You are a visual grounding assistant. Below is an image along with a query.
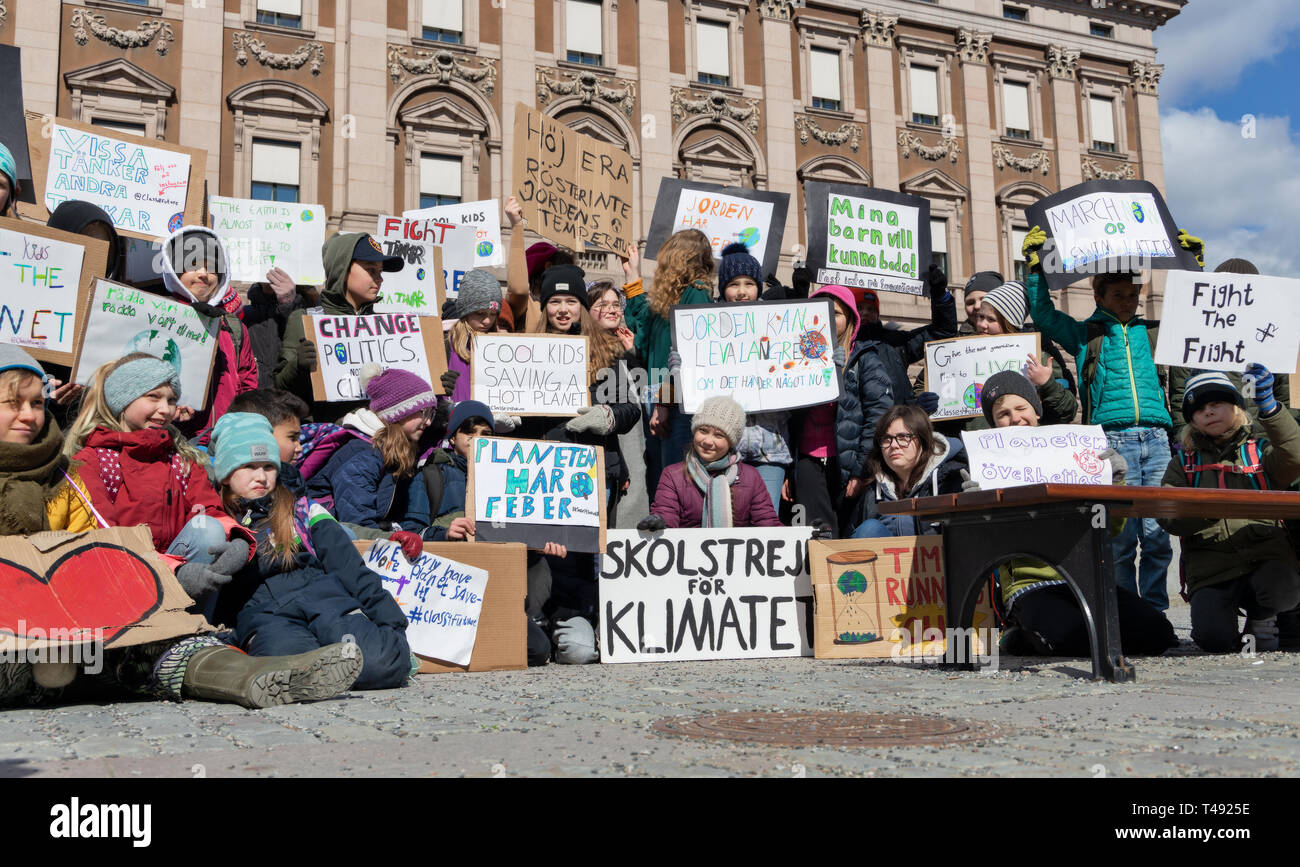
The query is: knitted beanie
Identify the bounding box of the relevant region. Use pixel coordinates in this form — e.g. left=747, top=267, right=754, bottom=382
left=963, top=271, right=1004, bottom=298
left=982, top=281, right=1029, bottom=330
left=104, top=357, right=183, bottom=416
left=539, top=264, right=589, bottom=309
left=455, top=269, right=503, bottom=319
left=981, top=370, right=1043, bottom=425
left=855, top=287, right=880, bottom=309
left=448, top=399, right=495, bottom=436
left=717, top=242, right=763, bottom=295
left=0, top=345, right=46, bottom=381
left=691, top=395, right=746, bottom=449
left=210, top=412, right=280, bottom=483
left=1183, top=371, right=1244, bottom=418
left=525, top=242, right=559, bottom=280
left=360, top=364, right=439, bottom=423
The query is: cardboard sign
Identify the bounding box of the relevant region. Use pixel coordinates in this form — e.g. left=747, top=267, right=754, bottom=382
left=644, top=178, right=789, bottom=276
left=123, top=238, right=164, bottom=286
left=306, top=312, right=448, bottom=402
left=962, top=424, right=1112, bottom=488
left=1153, top=270, right=1300, bottom=374
left=923, top=333, right=1042, bottom=421
left=401, top=198, right=504, bottom=292
left=809, top=538, right=995, bottom=659
left=0, top=47, right=35, bottom=204
left=471, top=333, right=590, bottom=416
left=671, top=298, right=840, bottom=413
left=373, top=215, right=447, bottom=315
left=0, top=218, right=108, bottom=366
left=804, top=181, right=931, bottom=295
left=599, top=528, right=814, bottom=663
left=209, top=196, right=326, bottom=285
left=466, top=437, right=606, bottom=554
left=73, top=278, right=220, bottom=407
left=512, top=103, right=633, bottom=254
left=1025, top=180, right=1200, bottom=291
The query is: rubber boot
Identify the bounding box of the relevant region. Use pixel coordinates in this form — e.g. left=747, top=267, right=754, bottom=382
left=182, top=643, right=363, bottom=708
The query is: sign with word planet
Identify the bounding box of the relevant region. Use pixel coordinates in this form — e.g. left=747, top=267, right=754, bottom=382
left=923, top=332, right=1042, bottom=421
left=0, top=219, right=103, bottom=364
left=643, top=178, right=789, bottom=277
left=471, top=333, right=590, bottom=416
left=962, top=424, right=1113, bottom=488
left=671, top=298, right=840, bottom=413
left=804, top=181, right=931, bottom=295
left=209, top=196, right=326, bottom=285
left=373, top=214, right=447, bottom=316
left=1153, top=270, right=1300, bottom=374
left=306, top=313, right=448, bottom=402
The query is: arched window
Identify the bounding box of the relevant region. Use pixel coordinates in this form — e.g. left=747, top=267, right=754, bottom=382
left=227, top=80, right=329, bottom=203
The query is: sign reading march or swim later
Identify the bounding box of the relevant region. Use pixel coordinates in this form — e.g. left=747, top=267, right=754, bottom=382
left=804, top=182, right=931, bottom=296
left=599, top=528, right=814, bottom=663
left=1153, top=270, right=1300, bottom=375
left=923, top=332, right=1041, bottom=421
left=306, top=313, right=449, bottom=402
left=643, top=178, right=789, bottom=277
left=962, top=424, right=1113, bottom=488
left=471, top=333, right=590, bottom=416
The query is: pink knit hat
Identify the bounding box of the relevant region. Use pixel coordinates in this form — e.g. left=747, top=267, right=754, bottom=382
left=358, top=364, right=439, bottom=423
left=525, top=241, right=559, bottom=280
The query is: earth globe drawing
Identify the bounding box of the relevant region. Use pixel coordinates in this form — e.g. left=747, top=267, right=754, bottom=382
left=738, top=227, right=761, bottom=248
left=963, top=381, right=982, bottom=410
left=477, top=241, right=494, bottom=258
left=569, top=468, right=595, bottom=499
left=837, top=570, right=867, bottom=596
left=799, top=329, right=830, bottom=361
left=416, top=268, right=426, bottom=281
left=125, top=330, right=183, bottom=380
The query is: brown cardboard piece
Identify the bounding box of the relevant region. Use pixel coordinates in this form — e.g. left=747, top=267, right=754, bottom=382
left=307, top=313, right=449, bottom=402
left=354, top=540, right=527, bottom=674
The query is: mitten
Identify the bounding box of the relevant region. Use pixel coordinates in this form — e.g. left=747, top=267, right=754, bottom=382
left=960, top=469, right=981, bottom=493
left=494, top=415, right=522, bottom=434
left=440, top=369, right=461, bottom=394
left=1177, top=229, right=1206, bottom=268
left=1022, top=225, right=1048, bottom=270
left=636, top=514, right=667, bottom=533
left=1098, top=448, right=1128, bottom=485
left=1245, top=363, right=1278, bottom=415
left=389, top=530, right=423, bottom=561
left=207, top=538, right=251, bottom=575
left=296, top=338, right=318, bottom=372
left=564, top=405, right=615, bottom=435
left=916, top=391, right=940, bottom=414
left=926, top=263, right=949, bottom=300
left=553, top=617, right=599, bottom=664
left=175, top=560, right=234, bottom=598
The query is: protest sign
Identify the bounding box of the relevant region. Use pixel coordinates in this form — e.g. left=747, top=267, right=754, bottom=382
left=512, top=103, right=633, bottom=254
left=0, top=48, right=35, bottom=204
left=373, top=214, right=447, bottom=315
left=0, top=218, right=108, bottom=366
left=123, top=238, right=164, bottom=286
left=962, top=424, right=1113, bottom=488
left=923, top=332, right=1042, bottom=420
left=598, top=527, right=814, bottom=663
left=74, top=278, right=219, bottom=406
left=671, top=298, right=840, bottom=413
left=467, top=437, right=606, bottom=554
left=306, top=312, right=448, bottom=402
left=361, top=540, right=489, bottom=667
left=644, top=178, right=789, bottom=276
left=402, top=199, right=504, bottom=294
left=1153, top=269, right=1300, bottom=374
left=471, top=333, right=590, bottom=416
left=809, top=538, right=996, bottom=659
left=804, top=181, right=930, bottom=295
left=209, top=196, right=326, bottom=285
left=1025, top=180, right=1200, bottom=292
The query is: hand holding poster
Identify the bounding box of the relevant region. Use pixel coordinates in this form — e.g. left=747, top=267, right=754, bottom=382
left=306, top=313, right=449, bottom=401
left=209, top=196, right=327, bottom=285
left=804, top=182, right=930, bottom=295
left=671, top=298, right=840, bottom=413
left=0, top=218, right=106, bottom=364
left=472, top=334, right=590, bottom=416
left=644, top=178, right=789, bottom=276
left=923, top=333, right=1041, bottom=420
left=962, top=424, right=1113, bottom=488
left=373, top=215, right=447, bottom=316
left=1153, top=270, right=1300, bottom=374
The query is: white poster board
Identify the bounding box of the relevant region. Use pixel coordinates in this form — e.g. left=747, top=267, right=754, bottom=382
left=924, top=333, right=1041, bottom=420
left=1041, top=191, right=1172, bottom=274
left=209, top=196, right=326, bottom=285
left=471, top=333, right=589, bottom=416
left=402, top=199, right=503, bottom=296
left=361, top=540, right=488, bottom=667
left=962, top=424, right=1113, bottom=488
left=599, top=527, right=814, bottom=663
left=671, top=189, right=774, bottom=257
left=373, top=215, right=446, bottom=316
left=0, top=225, right=85, bottom=355
left=307, top=313, right=445, bottom=402
left=1153, top=270, right=1300, bottom=374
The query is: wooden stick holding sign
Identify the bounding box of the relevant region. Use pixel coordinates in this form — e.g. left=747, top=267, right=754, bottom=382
left=306, top=312, right=449, bottom=402
left=923, top=332, right=1041, bottom=421
left=471, top=333, right=590, bottom=417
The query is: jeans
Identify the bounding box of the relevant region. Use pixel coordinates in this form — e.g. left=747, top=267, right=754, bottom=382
left=851, top=517, right=907, bottom=538
left=165, top=514, right=228, bottom=623
left=1106, top=427, right=1174, bottom=611
left=752, top=463, right=787, bottom=514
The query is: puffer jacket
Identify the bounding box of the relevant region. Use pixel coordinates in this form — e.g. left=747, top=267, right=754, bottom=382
left=858, top=289, right=959, bottom=366
left=306, top=409, right=419, bottom=531
left=1158, top=406, right=1300, bottom=595
left=404, top=448, right=469, bottom=541
left=836, top=340, right=915, bottom=484
left=515, top=371, right=641, bottom=486
left=651, top=459, right=782, bottom=528
left=848, top=435, right=968, bottom=535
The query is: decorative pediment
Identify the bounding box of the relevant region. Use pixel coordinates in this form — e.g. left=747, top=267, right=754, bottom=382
left=681, top=132, right=755, bottom=167
left=559, top=113, right=628, bottom=149
left=227, top=80, right=329, bottom=120
left=398, top=94, right=488, bottom=136
left=901, top=168, right=969, bottom=200
left=64, top=58, right=174, bottom=101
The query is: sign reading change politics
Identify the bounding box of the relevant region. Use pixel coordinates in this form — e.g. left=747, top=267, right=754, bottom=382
left=644, top=178, right=789, bottom=277
left=472, top=333, right=590, bottom=416
left=923, top=332, right=1042, bottom=421
left=804, top=182, right=931, bottom=295
left=962, top=424, right=1113, bottom=488
left=1153, top=270, right=1300, bottom=375
left=1025, top=179, right=1200, bottom=291
left=671, top=298, right=840, bottom=413
left=209, top=196, right=327, bottom=285
left=306, top=313, right=449, bottom=402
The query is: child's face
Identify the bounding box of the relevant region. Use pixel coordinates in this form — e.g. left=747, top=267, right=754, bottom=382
left=453, top=421, right=493, bottom=459
left=692, top=424, right=731, bottom=463
left=546, top=295, right=581, bottom=332
left=973, top=302, right=1006, bottom=335
left=463, top=309, right=498, bottom=333
left=346, top=261, right=384, bottom=307
left=227, top=462, right=279, bottom=500
left=964, top=290, right=987, bottom=325
left=399, top=409, right=432, bottom=444
left=1192, top=400, right=1237, bottom=440
left=122, top=386, right=179, bottom=431
left=724, top=276, right=760, bottom=303
left=83, top=222, right=114, bottom=244
left=992, top=394, right=1039, bottom=428
left=272, top=418, right=302, bottom=464
left=590, top=290, right=623, bottom=330
left=179, top=267, right=220, bottom=303
left=831, top=299, right=851, bottom=344
left=1096, top=281, right=1141, bottom=323
left=0, top=376, right=46, bottom=445
left=0, top=175, right=11, bottom=213
left=880, top=419, right=922, bottom=478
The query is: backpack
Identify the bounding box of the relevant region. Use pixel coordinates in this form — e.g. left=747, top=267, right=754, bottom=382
left=1078, top=319, right=1165, bottom=425
left=220, top=312, right=244, bottom=357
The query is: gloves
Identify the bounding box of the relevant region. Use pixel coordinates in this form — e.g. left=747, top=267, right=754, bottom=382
left=553, top=617, right=600, bottom=665
left=765, top=273, right=782, bottom=291
left=792, top=266, right=812, bottom=296
left=440, top=369, right=460, bottom=394
left=1245, top=362, right=1278, bottom=415
left=296, top=338, right=318, bottom=372
left=1098, top=448, right=1128, bottom=485
left=494, top=415, right=521, bottom=434
left=1021, top=225, right=1048, bottom=270
left=209, top=538, right=250, bottom=575
left=565, top=404, right=616, bottom=435
left=1177, top=229, right=1205, bottom=268
left=810, top=518, right=834, bottom=540
left=175, top=560, right=235, bottom=598
left=389, top=530, right=424, bottom=561
left=916, top=391, right=939, bottom=415
left=832, top=344, right=846, bottom=368
left=926, top=263, right=949, bottom=301
left=667, top=349, right=682, bottom=376
left=959, top=469, right=981, bottom=493
left=636, top=514, right=667, bottom=533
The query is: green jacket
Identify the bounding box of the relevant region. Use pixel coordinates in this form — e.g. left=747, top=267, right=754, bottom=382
left=1158, top=407, right=1300, bottom=595
left=625, top=278, right=713, bottom=402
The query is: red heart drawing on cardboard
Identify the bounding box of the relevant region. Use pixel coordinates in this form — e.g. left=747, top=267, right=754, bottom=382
left=0, top=544, right=164, bottom=644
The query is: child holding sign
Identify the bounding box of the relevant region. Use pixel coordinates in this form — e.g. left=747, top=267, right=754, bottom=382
left=440, top=269, right=503, bottom=404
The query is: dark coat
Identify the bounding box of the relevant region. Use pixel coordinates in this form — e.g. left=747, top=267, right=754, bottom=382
left=858, top=291, right=959, bottom=366
left=835, top=339, right=916, bottom=484
left=848, top=435, right=969, bottom=535
left=651, top=459, right=782, bottom=528
left=516, top=372, right=641, bottom=486
left=242, top=283, right=310, bottom=390
left=307, top=436, right=420, bottom=531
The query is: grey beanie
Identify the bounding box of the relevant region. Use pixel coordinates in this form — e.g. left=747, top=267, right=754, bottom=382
left=980, top=370, right=1042, bottom=425
left=455, top=269, right=503, bottom=319
left=104, top=357, right=182, bottom=416
left=0, top=345, right=47, bottom=381
left=691, top=395, right=746, bottom=449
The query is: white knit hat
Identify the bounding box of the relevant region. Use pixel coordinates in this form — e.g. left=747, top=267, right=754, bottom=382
left=691, top=396, right=746, bottom=448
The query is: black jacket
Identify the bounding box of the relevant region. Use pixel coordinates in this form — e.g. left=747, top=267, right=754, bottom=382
left=242, top=283, right=310, bottom=389
left=516, top=368, right=642, bottom=486
left=836, top=339, right=916, bottom=484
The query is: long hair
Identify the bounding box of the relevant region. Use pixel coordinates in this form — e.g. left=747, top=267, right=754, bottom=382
left=535, top=302, right=613, bottom=386
left=866, top=405, right=943, bottom=495
left=374, top=421, right=417, bottom=478
left=649, top=229, right=714, bottom=317
left=449, top=317, right=480, bottom=363
left=1179, top=403, right=1252, bottom=452
left=829, top=296, right=857, bottom=355
left=221, top=483, right=300, bottom=569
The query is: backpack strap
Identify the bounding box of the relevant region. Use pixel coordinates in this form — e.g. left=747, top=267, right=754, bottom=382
left=221, top=312, right=244, bottom=357
left=1079, top=320, right=1107, bottom=425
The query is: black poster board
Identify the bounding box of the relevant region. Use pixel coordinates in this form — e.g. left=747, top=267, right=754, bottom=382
left=803, top=181, right=931, bottom=296
left=0, top=46, right=35, bottom=204
left=644, top=177, right=789, bottom=277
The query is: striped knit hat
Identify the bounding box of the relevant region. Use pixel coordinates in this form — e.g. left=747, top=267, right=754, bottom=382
left=1183, top=371, right=1243, bottom=418
left=359, top=364, right=439, bottom=423
left=982, top=281, right=1029, bottom=330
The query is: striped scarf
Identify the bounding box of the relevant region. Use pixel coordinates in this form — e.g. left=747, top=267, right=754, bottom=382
left=685, top=451, right=740, bottom=528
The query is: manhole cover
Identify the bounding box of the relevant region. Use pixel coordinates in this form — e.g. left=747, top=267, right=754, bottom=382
left=650, top=711, right=1000, bottom=747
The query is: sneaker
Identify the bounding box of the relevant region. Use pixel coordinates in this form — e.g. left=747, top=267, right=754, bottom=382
left=1244, top=617, right=1280, bottom=653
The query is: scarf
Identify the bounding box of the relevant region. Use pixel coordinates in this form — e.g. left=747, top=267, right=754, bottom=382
left=685, top=450, right=740, bottom=529
left=0, top=419, right=69, bottom=535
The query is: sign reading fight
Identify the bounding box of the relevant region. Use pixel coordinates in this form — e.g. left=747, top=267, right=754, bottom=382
left=923, top=333, right=1042, bottom=421
left=512, top=103, right=633, bottom=254
left=962, top=424, right=1113, bottom=488
left=0, top=222, right=88, bottom=359
left=306, top=313, right=448, bottom=401
left=1153, top=270, right=1300, bottom=374
left=643, top=178, right=789, bottom=277
left=209, top=196, right=327, bottom=285
left=402, top=199, right=503, bottom=296
left=804, top=182, right=930, bottom=295
left=599, top=528, right=814, bottom=663
left=472, top=334, right=590, bottom=416
left=671, top=298, right=840, bottom=413
left=373, top=214, right=447, bottom=316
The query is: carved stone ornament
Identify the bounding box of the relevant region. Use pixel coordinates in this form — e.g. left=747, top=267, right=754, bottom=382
left=1046, top=44, right=1080, bottom=80
left=388, top=46, right=498, bottom=96
left=0, top=2, right=7, bottom=30
left=859, top=10, right=898, bottom=47
left=898, top=129, right=961, bottom=164
left=537, top=68, right=637, bottom=118
left=1081, top=157, right=1136, bottom=180
left=70, top=10, right=174, bottom=56
left=992, top=143, right=1051, bottom=175
left=758, top=0, right=796, bottom=21
left=794, top=115, right=861, bottom=152
left=670, top=87, right=760, bottom=135
left=233, top=33, right=326, bottom=76
left=956, top=27, right=992, bottom=64
left=1130, top=60, right=1163, bottom=95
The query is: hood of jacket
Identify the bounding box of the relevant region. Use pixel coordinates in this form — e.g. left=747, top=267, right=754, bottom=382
left=321, top=232, right=374, bottom=314
left=83, top=425, right=180, bottom=460
left=810, top=284, right=862, bottom=345
left=160, top=225, right=236, bottom=308
left=47, top=200, right=122, bottom=280
left=873, top=434, right=962, bottom=500
left=341, top=408, right=385, bottom=438
left=431, top=447, right=467, bottom=471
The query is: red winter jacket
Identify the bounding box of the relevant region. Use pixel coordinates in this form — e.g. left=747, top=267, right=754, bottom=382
left=651, top=460, right=782, bottom=529
left=177, top=291, right=259, bottom=444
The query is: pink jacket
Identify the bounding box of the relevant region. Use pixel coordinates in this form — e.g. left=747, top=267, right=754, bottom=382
left=651, top=461, right=782, bottom=528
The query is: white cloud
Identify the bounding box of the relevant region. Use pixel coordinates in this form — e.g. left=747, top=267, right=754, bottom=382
left=1161, top=107, right=1300, bottom=277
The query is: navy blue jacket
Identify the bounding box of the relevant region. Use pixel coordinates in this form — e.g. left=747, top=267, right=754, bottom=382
left=836, top=339, right=916, bottom=484
left=307, top=436, right=421, bottom=531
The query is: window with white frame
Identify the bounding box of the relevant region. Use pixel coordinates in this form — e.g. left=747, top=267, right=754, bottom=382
left=566, top=0, right=603, bottom=66
left=910, top=65, right=940, bottom=126
left=251, top=140, right=301, bottom=203
left=1002, top=81, right=1031, bottom=140
left=810, top=49, right=842, bottom=111
left=257, top=0, right=302, bottom=28
left=1089, top=96, right=1117, bottom=152
left=422, top=0, right=464, bottom=44
left=420, top=154, right=462, bottom=208
left=696, top=21, right=731, bottom=87
left=931, top=218, right=949, bottom=279
left=1012, top=227, right=1028, bottom=283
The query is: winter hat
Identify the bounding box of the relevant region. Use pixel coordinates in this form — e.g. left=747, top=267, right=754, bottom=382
left=691, top=395, right=746, bottom=449
left=855, top=287, right=880, bottom=310
left=0, top=142, right=17, bottom=192
left=455, top=269, right=503, bottom=319
left=540, top=264, right=589, bottom=309
left=964, top=271, right=1004, bottom=298
left=810, top=284, right=862, bottom=345
left=1215, top=258, right=1259, bottom=275
left=981, top=281, right=1029, bottom=331
left=1182, top=371, right=1244, bottom=419
left=0, top=345, right=47, bottom=382
left=161, top=226, right=235, bottom=307
left=104, top=357, right=183, bottom=416
left=210, top=412, right=280, bottom=483
left=448, top=399, right=495, bottom=437
left=359, top=364, right=439, bottom=423
left=47, top=201, right=122, bottom=280
left=717, top=242, right=762, bottom=295
left=526, top=241, right=559, bottom=280
left=981, top=370, right=1042, bottom=425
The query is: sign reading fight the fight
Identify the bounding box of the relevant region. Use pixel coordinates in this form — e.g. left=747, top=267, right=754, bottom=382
left=401, top=199, right=503, bottom=297
left=1154, top=270, right=1300, bottom=374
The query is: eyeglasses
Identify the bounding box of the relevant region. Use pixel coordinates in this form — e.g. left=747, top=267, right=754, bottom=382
left=591, top=301, right=625, bottom=312
left=879, top=433, right=917, bottom=448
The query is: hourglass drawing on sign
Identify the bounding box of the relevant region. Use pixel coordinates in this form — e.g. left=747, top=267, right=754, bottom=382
left=828, top=551, right=884, bottom=644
